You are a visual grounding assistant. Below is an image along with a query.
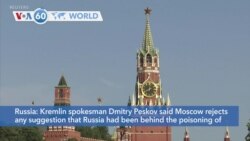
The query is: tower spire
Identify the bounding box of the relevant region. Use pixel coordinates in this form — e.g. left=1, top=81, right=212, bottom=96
left=58, top=75, right=67, bottom=87
left=141, top=7, right=156, bottom=55
left=166, top=93, right=171, bottom=106
left=224, top=127, right=230, bottom=141
left=131, top=93, right=136, bottom=106
left=127, top=96, right=132, bottom=106
left=184, top=127, right=190, bottom=141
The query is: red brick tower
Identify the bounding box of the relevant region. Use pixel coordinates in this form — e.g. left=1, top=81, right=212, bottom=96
left=43, top=75, right=81, bottom=141
left=184, top=127, right=190, bottom=141
left=224, top=127, right=230, bottom=141
left=116, top=7, right=172, bottom=141
left=54, top=75, right=71, bottom=106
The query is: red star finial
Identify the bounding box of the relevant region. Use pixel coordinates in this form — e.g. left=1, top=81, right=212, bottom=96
left=97, top=97, right=102, bottom=104
left=144, top=7, right=152, bottom=15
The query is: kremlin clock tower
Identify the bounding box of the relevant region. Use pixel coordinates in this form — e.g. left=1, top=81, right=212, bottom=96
left=116, top=8, right=172, bottom=141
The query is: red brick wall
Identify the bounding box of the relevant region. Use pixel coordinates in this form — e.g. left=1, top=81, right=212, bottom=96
left=44, top=130, right=81, bottom=141
left=117, top=126, right=171, bottom=141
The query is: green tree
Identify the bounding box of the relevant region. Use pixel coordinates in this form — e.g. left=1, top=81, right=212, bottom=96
left=75, top=127, right=93, bottom=138
left=0, top=127, right=19, bottom=141
left=246, top=120, right=250, bottom=141
left=67, top=138, right=77, bottom=141
left=20, top=127, right=43, bottom=141
left=0, top=127, right=43, bottom=141
left=76, top=126, right=111, bottom=141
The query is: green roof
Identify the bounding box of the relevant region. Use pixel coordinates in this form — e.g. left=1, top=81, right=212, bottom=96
left=140, top=10, right=157, bottom=56
left=58, top=75, right=67, bottom=87
left=127, top=96, right=131, bottom=106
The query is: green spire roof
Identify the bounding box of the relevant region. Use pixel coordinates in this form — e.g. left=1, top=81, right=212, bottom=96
left=58, top=75, right=67, bottom=87
left=140, top=7, right=156, bottom=56
left=127, top=96, right=131, bottom=106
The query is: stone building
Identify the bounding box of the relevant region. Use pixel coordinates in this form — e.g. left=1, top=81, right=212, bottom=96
left=43, top=76, right=104, bottom=141
left=115, top=7, right=232, bottom=141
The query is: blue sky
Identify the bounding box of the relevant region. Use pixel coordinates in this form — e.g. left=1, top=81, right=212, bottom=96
left=0, top=0, right=250, bottom=140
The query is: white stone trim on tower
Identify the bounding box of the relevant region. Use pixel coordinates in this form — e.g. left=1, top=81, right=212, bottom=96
left=225, top=127, right=230, bottom=138
left=166, top=93, right=171, bottom=106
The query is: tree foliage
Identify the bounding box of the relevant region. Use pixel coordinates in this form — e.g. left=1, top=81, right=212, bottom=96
left=76, top=126, right=112, bottom=141
left=67, top=138, right=78, bottom=141
left=246, top=120, right=250, bottom=141
left=0, top=127, right=43, bottom=141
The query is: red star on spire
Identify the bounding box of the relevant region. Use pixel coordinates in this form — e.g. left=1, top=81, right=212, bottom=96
left=144, top=7, right=152, bottom=15
left=97, top=97, right=102, bottom=104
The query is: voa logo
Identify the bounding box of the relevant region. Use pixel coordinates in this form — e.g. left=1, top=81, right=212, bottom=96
left=13, top=8, right=103, bottom=24
left=14, top=12, right=32, bottom=20
left=13, top=8, right=48, bottom=24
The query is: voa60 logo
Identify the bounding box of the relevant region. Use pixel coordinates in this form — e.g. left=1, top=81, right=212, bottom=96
left=33, top=8, right=48, bottom=24
left=13, top=8, right=48, bottom=24
left=13, top=8, right=103, bottom=25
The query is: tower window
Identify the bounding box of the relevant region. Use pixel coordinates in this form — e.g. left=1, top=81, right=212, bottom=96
left=140, top=54, right=144, bottom=67
left=154, top=58, right=157, bottom=65
left=146, top=54, right=152, bottom=64
left=59, top=89, right=64, bottom=98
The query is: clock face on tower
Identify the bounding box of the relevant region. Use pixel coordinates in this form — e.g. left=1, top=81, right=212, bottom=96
left=142, top=82, right=157, bottom=97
